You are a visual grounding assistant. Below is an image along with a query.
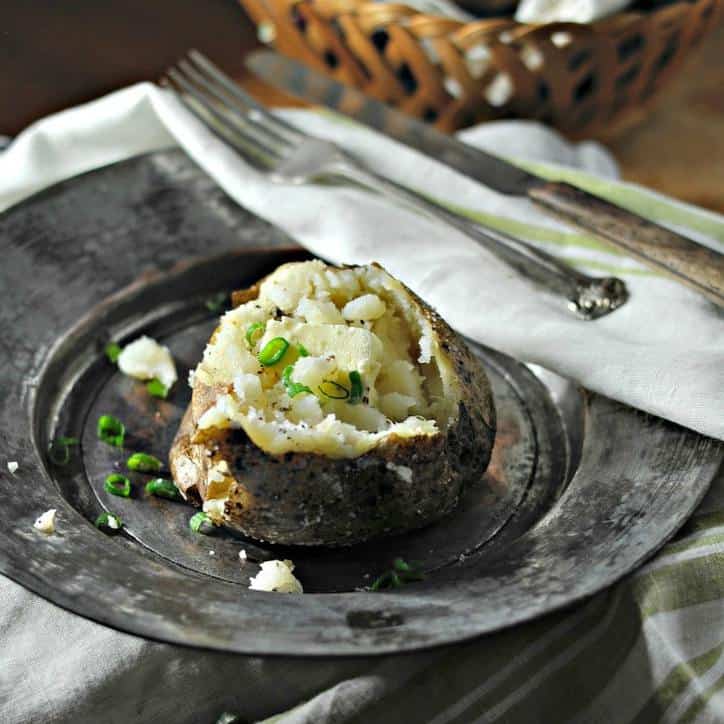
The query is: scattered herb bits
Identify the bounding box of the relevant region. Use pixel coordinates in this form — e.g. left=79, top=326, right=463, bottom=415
left=245, top=322, right=265, bottom=348
left=48, top=436, right=79, bottom=466
left=258, top=336, right=289, bottom=366
left=145, top=478, right=182, bottom=501
left=205, top=291, right=229, bottom=314
left=189, top=511, right=214, bottom=535
left=104, top=473, right=132, bottom=498
left=370, top=558, right=425, bottom=591
left=97, top=415, right=125, bottom=448
left=282, top=365, right=312, bottom=398
left=104, top=342, right=122, bottom=363
left=297, top=343, right=309, bottom=357
left=146, top=378, right=169, bottom=399
left=95, top=512, right=123, bottom=534
left=348, top=371, right=363, bottom=404
left=126, top=452, right=163, bottom=473
left=318, top=379, right=350, bottom=400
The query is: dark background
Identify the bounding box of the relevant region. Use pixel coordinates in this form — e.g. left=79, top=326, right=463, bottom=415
left=2, top=0, right=723, bottom=211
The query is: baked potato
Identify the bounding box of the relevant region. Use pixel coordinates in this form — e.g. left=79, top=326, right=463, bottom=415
left=170, top=260, right=495, bottom=546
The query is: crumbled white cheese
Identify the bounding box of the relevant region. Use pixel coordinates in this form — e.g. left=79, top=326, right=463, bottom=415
left=33, top=509, right=56, bottom=534
left=342, top=294, right=386, bottom=321
left=248, top=559, right=303, bottom=593
left=386, top=462, right=413, bottom=483
left=117, top=335, right=177, bottom=389
left=7, top=461, right=18, bottom=474
left=209, top=550, right=215, bottom=556
left=239, top=549, right=248, bottom=564
left=106, top=515, right=120, bottom=530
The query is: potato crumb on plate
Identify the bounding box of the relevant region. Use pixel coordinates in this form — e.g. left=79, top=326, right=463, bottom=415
left=248, top=559, right=303, bottom=593
left=117, top=335, right=177, bottom=389
left=34, top=509, right=56, bottom=534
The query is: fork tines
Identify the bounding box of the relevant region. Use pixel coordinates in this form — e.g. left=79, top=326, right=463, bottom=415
left=162, top=49, right=301, bottom=168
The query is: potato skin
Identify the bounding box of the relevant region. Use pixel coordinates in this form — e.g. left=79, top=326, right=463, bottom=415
left=170, top=270, right=495, bottom=546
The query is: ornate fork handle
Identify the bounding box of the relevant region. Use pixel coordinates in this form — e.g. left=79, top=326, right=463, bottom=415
left=325, top=155, right=628, bottom=320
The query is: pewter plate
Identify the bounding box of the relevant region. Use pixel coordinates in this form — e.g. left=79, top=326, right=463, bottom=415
left=0, top=150, right=721, bottom=656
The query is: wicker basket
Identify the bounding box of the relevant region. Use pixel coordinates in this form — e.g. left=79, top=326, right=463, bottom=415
left=239, top=0, right=722, bottom=137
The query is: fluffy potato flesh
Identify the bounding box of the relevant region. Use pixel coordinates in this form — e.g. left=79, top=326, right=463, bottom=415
left=171, top=261, right=496, bottom=546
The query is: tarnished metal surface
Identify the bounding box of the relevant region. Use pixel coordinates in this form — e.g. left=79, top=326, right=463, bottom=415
left=0, top=150, right=721, bottom=656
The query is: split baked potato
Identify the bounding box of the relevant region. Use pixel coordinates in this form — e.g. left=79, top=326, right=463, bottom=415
left=170, top=260, right=495, bottom=546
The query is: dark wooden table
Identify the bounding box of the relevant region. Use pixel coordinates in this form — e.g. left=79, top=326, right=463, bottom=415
left=3, top=1, right=723, bottom=212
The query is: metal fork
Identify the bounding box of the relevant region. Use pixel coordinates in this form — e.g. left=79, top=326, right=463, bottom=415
left=162, top=50, right=628, bottom=320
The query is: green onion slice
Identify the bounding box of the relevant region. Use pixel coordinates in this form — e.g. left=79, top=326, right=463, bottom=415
left=95, top=512, right=123, bottom=534
left=370, top=571, right=401, bottom=591
left=146, top=378, right=169, bottom=399
left=282, top=365, right=311, bottom=398
left=189, top=511, right=214, bottom=534
left=371, top=558, right=425, bottom=590
left=205, top=291, right=229, bottom=314
left=126, top=452, right=163, bottom=473
left=104, top=473, right=131, bottom=498
left=48, top=436, right=79, bottom=466
left=104, top=342, right=122, bottom=364
left=258, top=336, right=289, bottom=366
left=318, top=379, right=350, bottom=400
left=348, top=371, right=363, bottom=404
left=297, top=343, right=309, bottom=357
left=145, top=478, right=182, bottom=500
left=97, top=415, right=125, bottom=448
left=245, top=322, right=266, bottom=348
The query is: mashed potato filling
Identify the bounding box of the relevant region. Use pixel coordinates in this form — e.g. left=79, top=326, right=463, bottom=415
left=192, top=261, right=460, bottom=459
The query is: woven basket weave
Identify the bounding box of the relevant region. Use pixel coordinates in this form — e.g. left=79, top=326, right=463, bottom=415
left=239, top=0, right=721, bottom=137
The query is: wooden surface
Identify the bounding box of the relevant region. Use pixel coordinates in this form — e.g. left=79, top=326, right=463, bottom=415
left=2, top=1, right=723, bottom=212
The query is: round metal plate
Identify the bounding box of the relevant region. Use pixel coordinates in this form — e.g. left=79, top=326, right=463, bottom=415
left=0, top=150, right=721, bottom=656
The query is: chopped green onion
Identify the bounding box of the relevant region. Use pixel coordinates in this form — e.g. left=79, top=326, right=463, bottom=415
left=104, top=473, right=131, bottom=498
left=297, top=343, right=309, bottom=357
left=97, top=415, right=125, bottom=448
left=258, top=336, right=289, bottom=366
left=371, top=558, right=425, bottom=590
left=95, top=512, right=123, bottom=534
left=370, top=571, right=400, bottom=591
left=126, top=452, right=162, bottom=473
left=146, top=478, right=182, bottom=500
left=205, top=291, right=229, bottom=314
left=104, top=342, right=122, bottom=363
left=245, top=321, right=266, bottom=348
left=318, top=379, right=350, bottom=400
left=348, top=371, right=363, bottom=404
left=190, top=511, right=214, bottom=534
left=48, top=436, right=79, bottom=466
left=146, top=378, right=169, bottom=399
left=282, top=365, right=312, bottom=398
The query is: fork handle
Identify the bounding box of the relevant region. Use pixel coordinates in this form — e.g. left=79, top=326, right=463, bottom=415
left=332, top=162, right=628, bottom=320
left=528, top=181, right=724, bottom=307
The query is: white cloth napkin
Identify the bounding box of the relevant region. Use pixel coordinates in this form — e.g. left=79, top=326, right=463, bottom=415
left=514, top=0, right=631, bottom=24
left=1, top=83, right=722, bottom=440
